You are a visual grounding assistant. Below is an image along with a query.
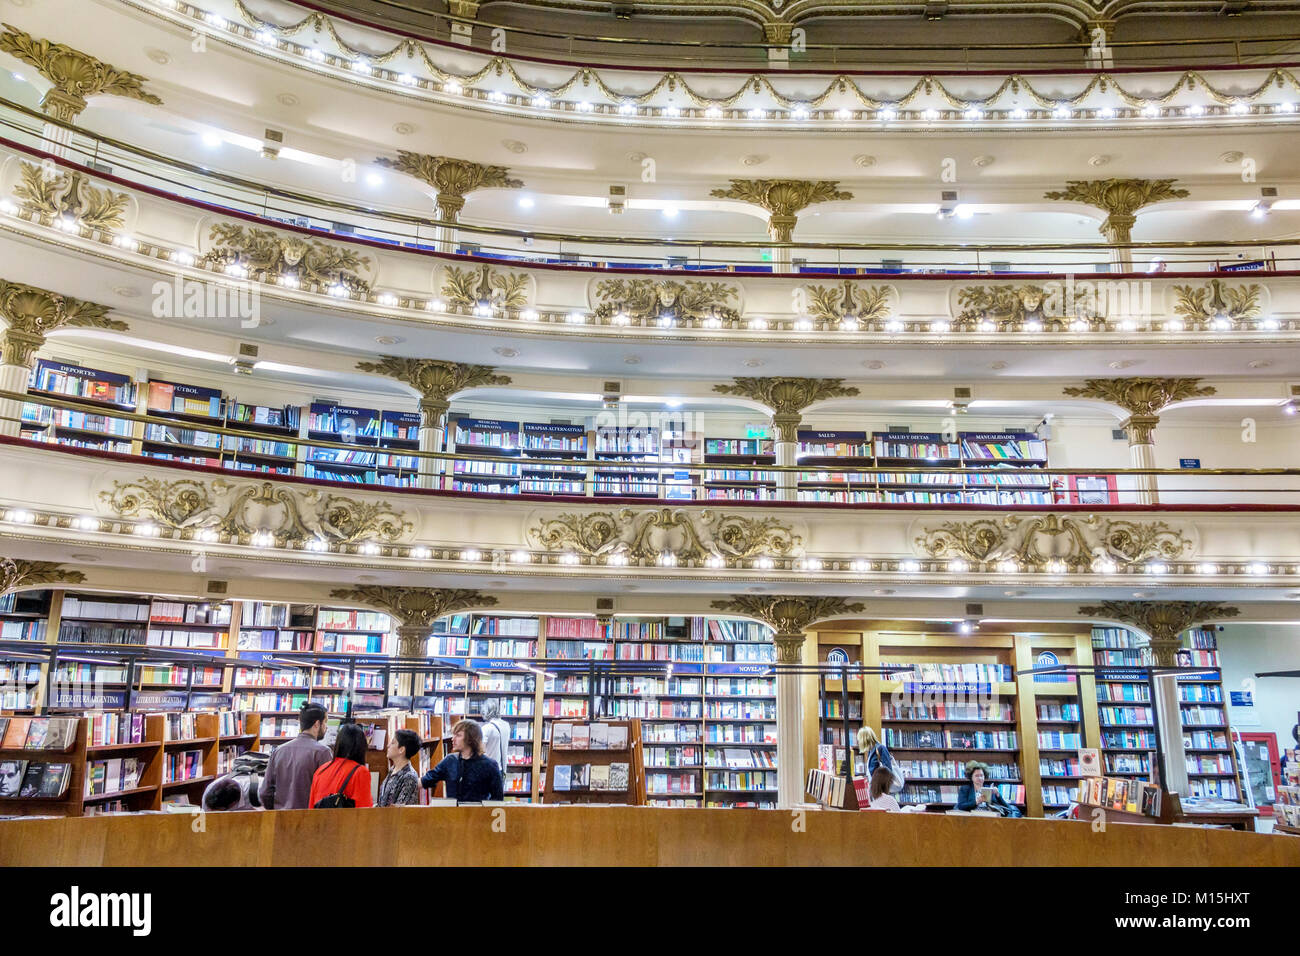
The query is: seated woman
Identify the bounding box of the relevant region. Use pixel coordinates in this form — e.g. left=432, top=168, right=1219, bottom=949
left=956, top=761, right=1020, bottom=816
left=867, top=765, right=901, bottom=811
left=421, top=719, right=504, bottom=803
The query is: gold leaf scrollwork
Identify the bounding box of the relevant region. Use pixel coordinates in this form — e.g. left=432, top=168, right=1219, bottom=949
left=915, top=514, right=1193, bottom=571
left=200, top=223, right=372, bottom=294
left=98, top=478, right=413, bottom=546
left=1172, top=278, right=1262, bottom=324
left=12, top=161, right=128, bottom=231
left=955, top=284, right=1099, bottom=330
left=527, top=508, right=801, bottom=563
left=592, top=278, right=740, bottom=325
left=0, top=557, right=86, bottom=595
left=804, top=281, right=893, bottom=324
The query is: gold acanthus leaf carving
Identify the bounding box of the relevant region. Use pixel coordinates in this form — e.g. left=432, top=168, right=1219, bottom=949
left=592, top=278, right=740, bottom=324
left=327, top=586, right=498, bottom=633
left=709, top=179, right=852, bottom=217
left=803, top=281, right=892, bottom=323
left=374, top=151, right=522, bottom=219
left=1076, top=601, right=1240, bottom=665
left=0, top=24, right=162, bottom=120
left=354, top=356, right=510, bottom=421
left=1043, top=178, right=1189, bottom=242
left=1061, top=378, right=1216, bottom=418
left=915, top=514, right=1193, bottom=570
left=709, top=596, right=865, bottom=645
left=97, top=478, right=413, bottom=545
left=0, top=278, right=124, bottom=368
left=527, top=508, right=801, bottom=562
left=199, top=223, right=372, bottom=293
left=1172, top=279, right=1262, bottom=323
left=12, top=161, right=128, bottom=231
left=441, top=264, right=530, bottom=310
left=0, top=557, right=86, bottom=595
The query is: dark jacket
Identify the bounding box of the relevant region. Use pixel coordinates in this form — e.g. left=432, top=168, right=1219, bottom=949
left=421, top=753, right=504, bottom=802
left=957, top=783, right=1015, bottom=814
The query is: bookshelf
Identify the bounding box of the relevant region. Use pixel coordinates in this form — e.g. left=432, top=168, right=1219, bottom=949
left=702, top=436, right=776, bottom=502
left=594, top=425, right=661, bottom=498
left=872, top=431, right=965, bottom=505
left=448, top=417, right=521, bottom=494
left=1091, top=626, right=1158, bottom=781
left=520, top=422, right=587, bottom=495
left=796, top=429, right=874, bottom=504
left=659, top=425, right=701, bottom=501
left=140, top=379, right=225, bottom=468
left=542, top=718, right=646, bottom=805
left=1177, top=628, right=1244, bottom=801
left=0, top=589, right=51, bottom=642
left=223, top=400, right=300, bottom=476
left=1276, top=748, right=1300, bottom=835
left=56, top=593, right=235, bottom=652
left=21, top=360, right=136, bottom=455
left=959, top=431, right=1052, bottom=505
left=304, top=403, right=381, bottom=484
left=377, top=410, right=421, bottom=488
left=1017, top=633, right=1098, bottom=817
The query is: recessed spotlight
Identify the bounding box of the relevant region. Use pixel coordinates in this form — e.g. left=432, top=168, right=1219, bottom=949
left=899, top=559, right=921, bottom=573
left=850, top=558, right=871, bottom=572
left=518, top=196, right=535, bottom=209
left=201, top=131, right=222, bottom=148
left=462, top=549, right=482, bottom=561
left=754, top=556, right=775, bottom=570
left=1146, top=562, right=1169, bottom=574
left=662, top=207, right=679, bottom=219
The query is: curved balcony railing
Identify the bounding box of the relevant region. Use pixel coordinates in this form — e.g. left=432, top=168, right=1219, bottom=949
left=7, top=390, right=1300, bottom=508
left=211, top=0, right=1300, bottom=70
left=3, top=99, right=1297, bottom=275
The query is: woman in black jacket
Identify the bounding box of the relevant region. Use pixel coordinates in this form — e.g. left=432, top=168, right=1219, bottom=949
left=422, top=719, right=505, bottom=802
left=956, top=760, right=1019, bottom=816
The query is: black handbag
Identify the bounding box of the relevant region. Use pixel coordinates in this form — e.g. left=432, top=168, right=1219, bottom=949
left=313, top=760, right=363, bottom=809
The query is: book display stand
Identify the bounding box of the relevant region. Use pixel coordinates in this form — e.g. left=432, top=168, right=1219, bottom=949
left=543, top=718, right=646, bottom=805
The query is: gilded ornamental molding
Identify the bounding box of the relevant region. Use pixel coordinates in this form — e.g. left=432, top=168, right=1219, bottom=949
left=710, top=596, right=865, bottom=661
left=526, top=508, right=802, bottom=563
left=199, top=223, right=373, bottom=294
left=441, top=265, right=530, bottom=312
left=915, top=514, right=1193, bottom=571
left=1077, top=601, right=1240, bottom=665
left=354, top=357, right=510, bottom=423
left=710, top=180, right=852, bottom=243
left=592, top=278, right=740, bottom=325
left=1172, top=279, right=1263, bottom=324
left=713, top=377, right=860, bottom=441
left=803, top=281, right=892, bottom=325
left=0, top=24, right=163, bottom=121
left=97, top=478, right=413, bottom=546
left=375, top=151, right=522, bottom=221
left=326, top=586, right=499, bottom=655
left=0, top=278, right=124, bottom=369
left=12, top=161, right=128, bottom=231
left=0, top=557, right=86, bottom=595
left=1062, top=377, right=1216, bottom=444
left=955, top=284, right=1101, bottom=330
left=1043, top=179, right=1190, bottom=246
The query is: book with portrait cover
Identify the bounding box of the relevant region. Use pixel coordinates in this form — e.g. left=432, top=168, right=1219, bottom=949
left=609, top=762, right=629, bottom=791
left=552, top=723, right=573, bottom=750
left=23, top=719, right=49, bottom=750
left=0, top=758, right=28, bottom=798
left=569, top=763, right=589, bottom=789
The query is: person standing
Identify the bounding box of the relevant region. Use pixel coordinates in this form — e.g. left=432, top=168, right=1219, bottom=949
left=378, top=728, right=421, bottom=807
left=857, top=726, right=898, bottom=780
left=309, top=722, right=374, bottom=808
left=479, top=699, right=510, bottom=784
left=421, top=719, right=504, bottom=802
left=259, top=702, right=331, bottom=810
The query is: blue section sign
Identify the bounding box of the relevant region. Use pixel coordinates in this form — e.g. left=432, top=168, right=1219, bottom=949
left=1179, top=458, right=1202, bottom=469
left=903, top=681, right=992, bottom=695
left=49, top=688, right=127, bottom=710
left=1230, top=690, right=1254, bottom=707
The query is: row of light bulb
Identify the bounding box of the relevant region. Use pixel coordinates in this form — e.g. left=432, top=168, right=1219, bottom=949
left=176, top=3, right=1300, bottom=126
left=18, top=177, right=1289, bottom=338
left=175, top=2, right=1300, bottom=127
left=4, top=509, right=1289, bottom=578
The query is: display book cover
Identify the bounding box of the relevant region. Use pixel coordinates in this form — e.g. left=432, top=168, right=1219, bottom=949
left=0, top=717, right=78, bottom=751
left=548, top=722, right=629, bottom=751
left=4, top=761, right=73, bottom=799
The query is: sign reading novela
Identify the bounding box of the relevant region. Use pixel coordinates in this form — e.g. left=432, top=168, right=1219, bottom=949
left=49, top=886, right=151, bottom=936
left=151, top=276, right=261, bottom=328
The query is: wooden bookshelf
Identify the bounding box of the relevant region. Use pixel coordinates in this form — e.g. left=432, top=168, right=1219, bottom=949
left=542, top=718, right=646, bottom=805
left=702, top=436, right=776, bottom=502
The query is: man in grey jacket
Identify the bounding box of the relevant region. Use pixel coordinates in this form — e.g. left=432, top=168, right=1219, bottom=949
left=258, top=702, right=331, bottom=809
left=478, top=699, right=510, bottom=785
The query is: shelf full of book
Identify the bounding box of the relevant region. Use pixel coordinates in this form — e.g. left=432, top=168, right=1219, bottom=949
left=21, top=360, right=137, bottom=455
left=1177, top=629, right=1244, bottom=800
left=449, top=418, right=522, bottom=495
left=0, top=589, right=51, bottom=643
left=702, top=436, right=775, bottom=502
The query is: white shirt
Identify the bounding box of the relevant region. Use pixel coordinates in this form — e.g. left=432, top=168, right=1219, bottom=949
left=869, top=793, right=901, bottom=811
left=481, top=717, right=509, bottom=775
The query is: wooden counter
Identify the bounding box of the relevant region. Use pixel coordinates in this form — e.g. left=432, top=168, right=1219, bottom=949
left=4, top=806, right=1299, bottom=866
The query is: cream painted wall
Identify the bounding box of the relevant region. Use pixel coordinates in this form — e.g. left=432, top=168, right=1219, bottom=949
left=1217, top=623, right=1300, bottom=754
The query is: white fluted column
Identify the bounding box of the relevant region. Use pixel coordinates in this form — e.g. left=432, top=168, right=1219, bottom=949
left=1148, top=638, right=1190, bottom=795
left=1125, top=414, right=1160, bottom=505
left=774, top=413, right=799, bottom=503
left=774, top=630, right=806, bottom=807
left=418, top=399, right=448, bottom=491
left=0, top=330, right=39, bottom=439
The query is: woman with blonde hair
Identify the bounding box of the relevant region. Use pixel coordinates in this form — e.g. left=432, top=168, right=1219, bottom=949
left=857, top=726, right=902, bottom=792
